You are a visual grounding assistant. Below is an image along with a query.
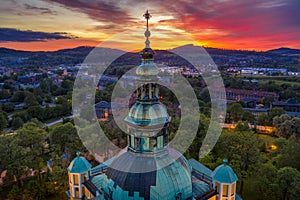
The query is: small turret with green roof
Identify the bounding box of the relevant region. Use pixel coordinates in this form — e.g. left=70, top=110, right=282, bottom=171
left=68, top=151, right=92, bottom=173
left=67, top=151, right=92, bottom=200
left=212, top=159, right=238, bottom=200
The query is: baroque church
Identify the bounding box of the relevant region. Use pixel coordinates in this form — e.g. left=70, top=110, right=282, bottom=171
left=66, top=11, right=242, bottom=200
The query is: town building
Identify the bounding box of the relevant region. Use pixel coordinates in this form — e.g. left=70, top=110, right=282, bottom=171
left=95, top=101, right=114, bottom=121
left=242, top=107, right=270, bottom=119
left=227, top=88, right=279, bottom=101
left=272, top=98, right=300, bottom=117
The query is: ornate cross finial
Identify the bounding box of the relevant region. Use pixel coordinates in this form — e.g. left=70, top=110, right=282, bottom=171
left=143, top=10, right=152, bottom=48
left=143, top=10, right=152, bottom=29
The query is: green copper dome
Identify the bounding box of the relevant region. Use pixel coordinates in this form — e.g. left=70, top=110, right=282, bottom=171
left=212, top=159, right=238, bottom=184
left=104, top=148, right=193, bottom=200
left=125, top=102, right=169, bottom=125
left=67, top=152, right=92, bottom=173
left=136, top=60, right=159, bottom=76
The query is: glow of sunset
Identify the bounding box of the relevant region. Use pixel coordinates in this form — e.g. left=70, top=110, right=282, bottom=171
left=0, top=0, right=300, bottom=51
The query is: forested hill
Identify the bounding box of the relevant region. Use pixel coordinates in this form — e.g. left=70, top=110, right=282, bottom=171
left=267, top=47, right=300, bottom=56
left=0, top=45, right=299, bottom=69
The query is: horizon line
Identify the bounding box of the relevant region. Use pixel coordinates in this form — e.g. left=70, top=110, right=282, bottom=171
left=0, top=44, right=297, bottom=53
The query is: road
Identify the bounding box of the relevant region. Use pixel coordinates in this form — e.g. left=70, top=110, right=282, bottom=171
left=45, top=115, right=74, bottom=127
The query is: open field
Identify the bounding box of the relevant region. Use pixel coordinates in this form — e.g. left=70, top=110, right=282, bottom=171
left=234, top=75, right=300, bottom=86
left=257, top=78, right=300, bottom=86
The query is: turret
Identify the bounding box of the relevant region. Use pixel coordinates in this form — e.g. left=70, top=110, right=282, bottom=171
left=67, top=152, right=92, bottom=200
left=212, top=159, right=238, bottom=200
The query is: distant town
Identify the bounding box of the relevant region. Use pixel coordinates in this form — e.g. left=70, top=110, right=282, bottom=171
left=1, top=45, right=300, bottom=200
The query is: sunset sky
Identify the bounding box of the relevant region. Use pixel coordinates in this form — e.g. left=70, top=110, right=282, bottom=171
left=0, top=0, right=299, bottom=51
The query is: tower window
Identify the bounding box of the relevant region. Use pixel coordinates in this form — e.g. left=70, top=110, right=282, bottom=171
left=75, top=187, right=79, bottom=197
left=141, top=137, right=149, bottom=151
left=222, top=184, right=229, bottom=197
left=231, top=183, right=235, bottom=196
left=149, top=137, right=157, bottom=150
left=73, top=174, right=79, bottom=185
left=81, top=173, right=86, bottom=182
left=135, top=138, right=141, bottom=150
left=157, top=136, right=163, bottom=149
left=130, top=135, right=135, bottom=148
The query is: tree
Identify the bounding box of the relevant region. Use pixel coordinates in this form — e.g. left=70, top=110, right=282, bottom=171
left=277, top=167, right=300, bottom=200
left=39, top=79, right=49, bottom=93
left=12, top=117, right=24, bottom=130
left=24, top=93, right=39, bottom=108
left=253, top=162, right=280, bottom=200
left=276, top=135, right=300, bottom=171
left=44, top=94, right=52, bottom=103
left=1, top=102, right=15, bottom=112
left=23, top=180, right=45, bottom=200
left=274, top=116, right=300, bottom=138
left=227, top=103, right=243, bottom=122
left=50, top=122, right=84, bottom=155
left=273, top=114, right=291, bottom=128
left=198, top=88, right=211, bottom=103
left=268, top=107, right=285, bottom=125
left=13, top=111, right=31, bottom=123
left=11, top=91, right=27, bottom=102
left=263, top=96, right=274, bottom=108
left=213, top=130, right=261, bottom=195
left=7, top=185, right=22, bottom=200
left=26, top=106, right=45, bottom=121
left=45, top=165, right=68, bottom=196
left=258, top=113, right=268, bottom=126
left=0, top=110, right=8, bottom=132
left=0, top=135, right=31, bottom=187
left=61, top=79, right=73, bottom=90
left=235, top=121, right=250, bottom=132
left=0, top=89, right=11, bottom=99
left=242, top=111, right=255, bottom=123
left=16, top=121, right=47, bottom=185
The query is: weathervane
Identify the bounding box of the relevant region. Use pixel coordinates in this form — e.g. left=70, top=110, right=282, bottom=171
left=143, top=10, right=152, bottom=48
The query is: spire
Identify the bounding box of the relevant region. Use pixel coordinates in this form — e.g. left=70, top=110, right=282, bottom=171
left=140, top=10, right=154, bottom=60
left=143, top=10, right=152, bottom=48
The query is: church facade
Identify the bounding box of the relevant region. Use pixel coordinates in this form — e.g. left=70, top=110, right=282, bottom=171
left=66, top=11, right=242, bottom=200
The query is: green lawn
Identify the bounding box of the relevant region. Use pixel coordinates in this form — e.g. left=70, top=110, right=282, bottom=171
left=234, top=75, right=300, bottom=86
left=258, top=134, right=275, bottom=145
left=257, top=78, right=300, bottom=86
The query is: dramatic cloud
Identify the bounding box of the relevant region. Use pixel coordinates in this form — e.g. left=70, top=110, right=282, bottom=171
left=24, top=3, right=56, bottom=15
left=0, top=28, right=73, bottom=42
left=45, top=0, right=135, bottom=25
left=1, top=0, right=300, bottom=50
left=39, top=0, right=300, bottom=49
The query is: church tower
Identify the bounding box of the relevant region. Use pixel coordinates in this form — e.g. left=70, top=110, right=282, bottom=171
left=125, top=10, right=170, bottom=154
left=104, top=10, right=193, bottom=200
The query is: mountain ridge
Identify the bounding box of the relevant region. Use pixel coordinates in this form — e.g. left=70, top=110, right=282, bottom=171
left=1, top=44, right=299, bottom=54
left=0, top=45, right=299, bottom=68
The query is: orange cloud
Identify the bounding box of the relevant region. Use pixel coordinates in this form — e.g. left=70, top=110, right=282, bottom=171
left=0, top=39, right=99, bottom=51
